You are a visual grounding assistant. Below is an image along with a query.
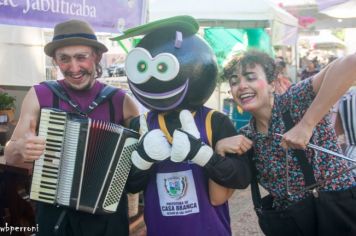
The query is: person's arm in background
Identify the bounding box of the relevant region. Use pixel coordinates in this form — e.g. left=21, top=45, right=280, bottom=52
left=334, top=112, right=345, bottom=136
left=122, top=94, right=140, bottom=128
left=126, top=164, right=154, bottom=194
left=330, top=99, right=344, bottom=137
left=120, top=92, right=145, bottom=193
left=281, top=54, right=356, bottom=149
left=4, top=87, right=46, bottom=165
left=334, top=111, right=347, bottom=153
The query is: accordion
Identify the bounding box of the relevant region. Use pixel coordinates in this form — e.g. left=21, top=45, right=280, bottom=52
left=30, top=108, right=139, bottom=214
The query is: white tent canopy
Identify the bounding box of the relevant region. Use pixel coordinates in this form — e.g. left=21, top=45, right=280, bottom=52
left=300, top=31, right=346, bottom=49
left=149, top=0, right=298, bottom=27
left=148, top=0, right=299, bottom=45
left=320, top=0, right=356, bottom=18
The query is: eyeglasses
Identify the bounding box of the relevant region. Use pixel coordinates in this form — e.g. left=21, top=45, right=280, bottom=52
left=55, top=52, right=93, bottom=65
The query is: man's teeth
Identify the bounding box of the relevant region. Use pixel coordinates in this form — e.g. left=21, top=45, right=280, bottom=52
left=72, top=74, right=83, bottom=78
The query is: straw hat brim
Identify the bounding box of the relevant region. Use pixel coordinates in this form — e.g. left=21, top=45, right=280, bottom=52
left=44, top=37, right=108, bottom=57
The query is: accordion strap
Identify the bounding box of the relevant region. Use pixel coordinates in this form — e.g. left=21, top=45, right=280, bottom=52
left=54, top=209, right=67, bottom=235
left=249, top=150, right=263, bottom=211
left=282, top=112, right=316, bottom=187
left=41, top=80, right=118, bottom=117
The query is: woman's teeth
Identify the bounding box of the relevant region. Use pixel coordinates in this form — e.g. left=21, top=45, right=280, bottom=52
left=239, top=93, right=255, bottom=100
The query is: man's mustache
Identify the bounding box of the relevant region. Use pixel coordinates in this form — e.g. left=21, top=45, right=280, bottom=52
left=63, top=70, right=93, bottom=77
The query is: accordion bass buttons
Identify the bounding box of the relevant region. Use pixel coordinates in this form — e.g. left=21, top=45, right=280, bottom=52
left=102, top=137, right=139, bottom=213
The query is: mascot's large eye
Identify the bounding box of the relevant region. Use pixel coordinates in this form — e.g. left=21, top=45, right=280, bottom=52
left=157, top=62, right=168, bottom=73
left=125, top=47, right=180, bottom=84
left=152, top=53, right=179, bottom=82
left=137, top=60, right=148, bottom=73
left=125, top=48, right=152, bottom=84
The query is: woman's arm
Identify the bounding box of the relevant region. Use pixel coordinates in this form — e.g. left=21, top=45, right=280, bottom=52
left=208, top=135, right=251, bottom=205
left=215, top=135, right=253, bottom=157
left=209, top=179, right=235, bottom=206
left=209, top=134, right=254, bottom=205
left=282, top=54, right=356, bottom=149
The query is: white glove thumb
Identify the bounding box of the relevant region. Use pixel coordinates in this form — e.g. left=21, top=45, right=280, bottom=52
left=131, top=129, right=171, bottom=170
left=139, top=114, right=148, bottom=136
left=143, top=129, right=171, bottom=161
left=179, top=110, right=200, bottom=139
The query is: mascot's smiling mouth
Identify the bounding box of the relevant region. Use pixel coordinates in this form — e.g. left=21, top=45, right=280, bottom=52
left=129, top=79, right=189, bottom=111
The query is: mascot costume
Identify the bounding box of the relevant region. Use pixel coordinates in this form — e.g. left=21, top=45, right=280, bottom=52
left=112, top=16, right=251, bottom=236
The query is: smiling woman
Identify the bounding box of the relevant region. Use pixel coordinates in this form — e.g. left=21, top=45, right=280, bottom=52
left=218, top=48, right=356, bottom=236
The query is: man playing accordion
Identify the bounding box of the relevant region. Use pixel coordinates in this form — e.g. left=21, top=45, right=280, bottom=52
left=4, top=19, right=139, bottom=236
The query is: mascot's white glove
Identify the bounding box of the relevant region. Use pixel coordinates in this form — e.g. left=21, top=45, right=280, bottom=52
left=131, top=115, right=171, bottom=170
left=171, top=110, right=213, bottom=167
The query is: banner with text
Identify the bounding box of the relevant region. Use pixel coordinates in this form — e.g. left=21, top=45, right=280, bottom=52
left=0, top=0, right=147, bottom=33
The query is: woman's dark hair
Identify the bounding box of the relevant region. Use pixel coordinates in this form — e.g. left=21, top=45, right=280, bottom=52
left=223, top=50, right=276, bottom=84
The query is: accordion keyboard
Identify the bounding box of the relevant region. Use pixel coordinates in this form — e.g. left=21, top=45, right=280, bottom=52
left=56, top=119, right=81, bottom=206
left=30, top=109, right=66, bottom=203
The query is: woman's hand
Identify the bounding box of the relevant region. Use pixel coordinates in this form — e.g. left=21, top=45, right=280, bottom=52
left=281, top=119, right=314, bottom=150
left=215, top=135, right=253, bottom=157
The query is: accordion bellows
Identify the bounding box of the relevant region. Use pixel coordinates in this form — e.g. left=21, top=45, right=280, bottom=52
left=30, top=108, right=139, bottom=214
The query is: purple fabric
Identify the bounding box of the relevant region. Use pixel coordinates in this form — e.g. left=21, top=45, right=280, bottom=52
left=34, top=80, right=129, bottom=235
left=34, top=79, right=126, bottom=123
left=0, top=0, right=146, bottom=33
left=143, top=107, right=231, bottom=236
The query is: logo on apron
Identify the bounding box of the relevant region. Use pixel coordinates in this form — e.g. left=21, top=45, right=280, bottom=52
left=164, top=176, right=187, bottom=200
left=157, top=170, right=200, bottom=216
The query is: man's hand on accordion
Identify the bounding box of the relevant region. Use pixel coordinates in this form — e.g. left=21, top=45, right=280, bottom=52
left=18, top=119, right=46, bottom=162
left=171, top=110, right=213, bottom=167
left=131, top=129, right=171, bottom=170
